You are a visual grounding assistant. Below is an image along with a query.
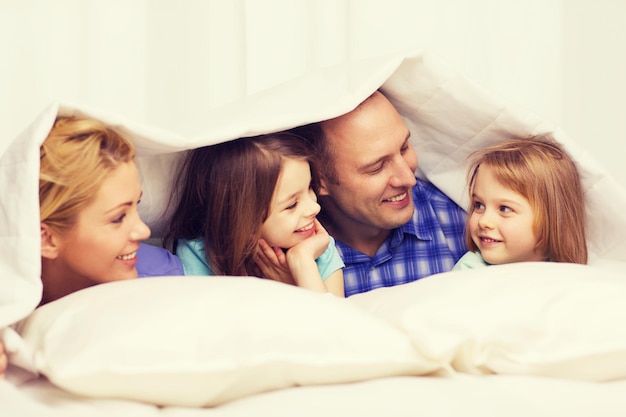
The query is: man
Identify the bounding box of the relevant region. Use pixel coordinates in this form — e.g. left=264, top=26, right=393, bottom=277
left=291, top=90, right=466, bottom=296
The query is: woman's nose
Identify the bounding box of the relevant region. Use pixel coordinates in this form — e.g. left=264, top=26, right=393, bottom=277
left=130, top=216, right=151, bottom=241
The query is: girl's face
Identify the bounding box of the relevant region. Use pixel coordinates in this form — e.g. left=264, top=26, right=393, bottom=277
left=468, top=164, right=545, bottom=265
left=260, top=158, right=321, bottom=249
left=51, top=161, right=151, bottom=286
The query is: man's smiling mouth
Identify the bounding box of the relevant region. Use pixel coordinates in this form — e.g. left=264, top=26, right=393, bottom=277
left=384, top=192, right=407, bottom=202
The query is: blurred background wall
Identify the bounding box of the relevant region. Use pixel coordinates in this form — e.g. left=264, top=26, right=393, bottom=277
left=1, top=0, right=624, bottom=183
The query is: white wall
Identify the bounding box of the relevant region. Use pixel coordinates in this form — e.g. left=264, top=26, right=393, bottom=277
left=562, top=0, right=626, bottom=186
left=1, top=0, right=624, bottom=183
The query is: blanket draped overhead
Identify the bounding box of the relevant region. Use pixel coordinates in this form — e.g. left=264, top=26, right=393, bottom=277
left=2, top=50, right=625, bottom=327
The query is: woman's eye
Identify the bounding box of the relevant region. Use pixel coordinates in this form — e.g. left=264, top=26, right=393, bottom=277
left=112, top=213, right=126, bottom=224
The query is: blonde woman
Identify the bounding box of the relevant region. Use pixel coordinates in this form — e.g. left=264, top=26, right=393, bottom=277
left=39, top=116, right=183, bottom=305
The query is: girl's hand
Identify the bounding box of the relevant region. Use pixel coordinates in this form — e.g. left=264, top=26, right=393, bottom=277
left=287, top=219, right=330, bottom=261
left=254, top=238, right=296, bottom=285
left=281, top=219, right=331, bottom=292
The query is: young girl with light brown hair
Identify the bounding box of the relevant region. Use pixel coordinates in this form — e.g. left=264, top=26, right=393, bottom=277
left=453, top=135, right=587, bottom=269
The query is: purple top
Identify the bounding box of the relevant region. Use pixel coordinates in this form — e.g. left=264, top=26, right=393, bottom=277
left=136, top=242, right=184, bottom=277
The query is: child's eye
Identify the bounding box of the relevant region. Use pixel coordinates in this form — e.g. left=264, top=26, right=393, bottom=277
left=473, top=201, right=485, bottom=211
left=499, top=206, right=513, bottom=214
left=285, top=201, right=297, bottom=211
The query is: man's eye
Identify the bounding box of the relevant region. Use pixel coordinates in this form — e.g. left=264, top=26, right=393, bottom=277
left=367, top=164, right=384, bottom=174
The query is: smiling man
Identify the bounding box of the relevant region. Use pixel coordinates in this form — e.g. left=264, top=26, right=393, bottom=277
left=291, top=91, right=467, bottom=296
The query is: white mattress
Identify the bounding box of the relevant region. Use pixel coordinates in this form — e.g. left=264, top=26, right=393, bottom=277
left=6, top=369, right=626, bottom=417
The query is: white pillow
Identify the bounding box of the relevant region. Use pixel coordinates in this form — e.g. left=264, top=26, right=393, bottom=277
left=348, top=262, right=626, bottom=381
left=14, top=276, right=442, bottom=407
left=349, top=262, right=626, bottom=381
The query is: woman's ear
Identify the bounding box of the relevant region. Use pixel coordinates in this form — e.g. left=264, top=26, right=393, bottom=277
left=41, top=223, right=59, bottom=259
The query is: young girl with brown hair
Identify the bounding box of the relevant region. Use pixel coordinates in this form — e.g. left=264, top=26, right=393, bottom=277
left=163, top=132, right=345, bottom=297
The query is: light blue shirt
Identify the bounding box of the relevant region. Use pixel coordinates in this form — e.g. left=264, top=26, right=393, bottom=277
left=452, top=251, right=489, bottom=270
left=177, top=237, right=344, bottom=280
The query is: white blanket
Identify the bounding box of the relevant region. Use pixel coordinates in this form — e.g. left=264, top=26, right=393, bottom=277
left=2, top=49, right=626, bottom=327
left=3, top=49, right=626, bottom=415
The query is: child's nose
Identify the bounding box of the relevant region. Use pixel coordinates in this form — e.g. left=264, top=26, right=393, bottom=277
left=304, top=196, right=321, bottom=218
left=478, top=211, right=495, bottom=229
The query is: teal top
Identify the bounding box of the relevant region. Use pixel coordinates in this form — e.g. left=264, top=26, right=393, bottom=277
left=177, top=237, right=344, bottom=280
left=452, top=251, right=489, bottom=270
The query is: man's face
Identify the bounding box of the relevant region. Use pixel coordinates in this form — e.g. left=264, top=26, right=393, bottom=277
left=319, top=92, right=418, bottom=240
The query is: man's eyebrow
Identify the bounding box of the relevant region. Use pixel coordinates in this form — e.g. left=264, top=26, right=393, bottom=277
left=358, top=156, right=386, bottom=172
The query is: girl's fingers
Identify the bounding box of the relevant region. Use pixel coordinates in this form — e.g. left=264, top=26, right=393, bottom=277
left=272, top=246, right=287, bottom=266
left=314, top=218, right=327, bottom=235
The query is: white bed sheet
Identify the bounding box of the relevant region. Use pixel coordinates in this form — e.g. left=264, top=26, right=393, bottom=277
left=6, top=370, right=626, bottom=417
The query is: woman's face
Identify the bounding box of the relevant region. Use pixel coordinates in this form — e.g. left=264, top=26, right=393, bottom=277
left=50, top=161, right=151, bottom=287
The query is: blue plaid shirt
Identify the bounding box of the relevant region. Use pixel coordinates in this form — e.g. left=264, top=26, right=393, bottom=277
left=337, top=178, right=467, bottom=297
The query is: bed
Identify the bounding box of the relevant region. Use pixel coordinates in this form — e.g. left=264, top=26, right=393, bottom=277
left=2, top=50, right=626, bottom=416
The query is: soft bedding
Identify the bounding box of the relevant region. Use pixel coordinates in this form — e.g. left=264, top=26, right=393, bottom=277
left=12, top=276, right=441, bottom=407
left=2, top=50, right=626, bottom=415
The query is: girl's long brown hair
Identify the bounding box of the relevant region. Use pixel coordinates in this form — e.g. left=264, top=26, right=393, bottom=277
left=163, top=132, right=316, bottom=276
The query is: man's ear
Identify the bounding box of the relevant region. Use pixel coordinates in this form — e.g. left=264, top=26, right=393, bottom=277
left=41, top=223, right=59, bottom=259
left=317, top=176, right=330, bottom=197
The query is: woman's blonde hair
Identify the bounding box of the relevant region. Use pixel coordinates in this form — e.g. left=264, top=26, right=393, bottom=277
left=39, top=116, right=135, bottom=234
left=465, top=135, right=587, bottom=264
